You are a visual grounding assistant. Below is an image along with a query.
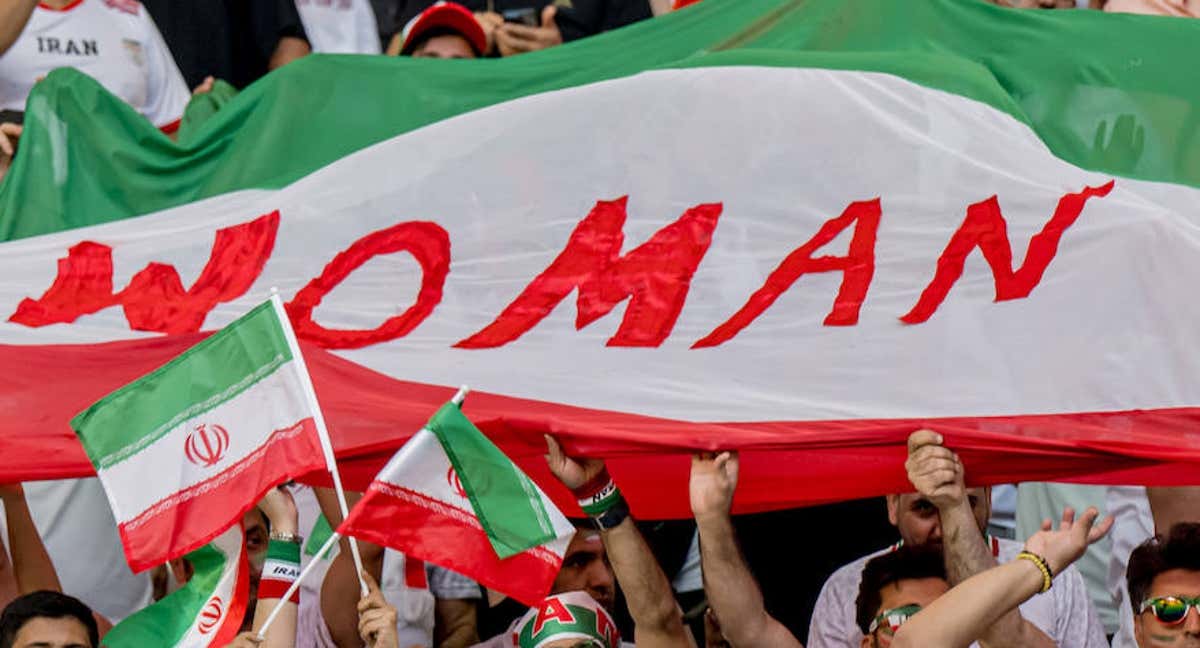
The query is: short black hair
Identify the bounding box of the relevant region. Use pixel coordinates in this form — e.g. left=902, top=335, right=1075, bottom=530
left=1127, top=522, right=1200, bottom=607
left=855, top=545, right=946, bottom=635
left=0, top=590, right=98, bottom=648
left=404, top=26, right=481, bottom=57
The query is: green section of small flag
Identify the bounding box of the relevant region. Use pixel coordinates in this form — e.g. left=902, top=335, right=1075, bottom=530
left=70, top=300, right=293, bottom=468
left=101, top=539, right=240, bottom=647
left=305, top=514, right=338, bottom=560
left=427, top=403, right=558, bottom=559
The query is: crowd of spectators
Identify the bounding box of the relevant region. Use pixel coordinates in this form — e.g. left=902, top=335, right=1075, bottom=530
left=1, top=0, right=1200, bottom=647
left=2, top=432, right=1198, bottom=648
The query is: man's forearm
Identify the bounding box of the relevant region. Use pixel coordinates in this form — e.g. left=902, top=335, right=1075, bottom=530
left=2, top=492, right=61, bottom=593
left=696, top=513, right=800, bottom=648
left=893, top=560, right=1044, bottom=648
left=601, top=516, right=692, bottom=647
left=0, top=0, right=37, bottom=56
left=938, top=505, right=1052, bottom=648
left=939, top=504, right=994, bottom=584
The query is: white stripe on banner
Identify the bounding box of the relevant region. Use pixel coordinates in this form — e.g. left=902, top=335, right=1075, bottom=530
left=3, top=67, right=1200, bottom=424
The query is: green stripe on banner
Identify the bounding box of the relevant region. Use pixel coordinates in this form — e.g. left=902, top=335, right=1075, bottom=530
left=101, top=542, right=230, bottom=647
left=427, top=403, right=558, bottom=559
left=305, top=514, right=337, bottom=560
left=2, top=0, right=1199, bottom=241
left=71, top=301, right=292, bottom=467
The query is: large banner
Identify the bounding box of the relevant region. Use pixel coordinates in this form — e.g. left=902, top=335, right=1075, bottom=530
left=3, top=0, right=1200, bottom=516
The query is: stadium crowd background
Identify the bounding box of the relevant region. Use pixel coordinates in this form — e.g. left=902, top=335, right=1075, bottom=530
left=1, top=0, right=1199, bottom=647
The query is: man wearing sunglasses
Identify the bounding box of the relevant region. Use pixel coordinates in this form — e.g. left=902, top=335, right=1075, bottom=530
left=808, top=431, right=1105, bottom=648
left=854, top=546, right=949, bottom=648
left=1125, top=522, right=1200, bottom=648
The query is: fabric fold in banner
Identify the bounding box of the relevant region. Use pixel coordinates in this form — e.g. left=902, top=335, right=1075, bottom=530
left=101, top=524, right=250, bottom=648
left=71, top=300, right=327, bottom=571
left=338, top=401, right=574, bottom=606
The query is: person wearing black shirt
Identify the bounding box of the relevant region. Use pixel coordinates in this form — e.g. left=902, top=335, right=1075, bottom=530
left=140, top=0, right=311, bottom=90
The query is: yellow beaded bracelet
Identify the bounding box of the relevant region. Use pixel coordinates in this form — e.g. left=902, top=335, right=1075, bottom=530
left=1017, top=551, right=1053, bottom=594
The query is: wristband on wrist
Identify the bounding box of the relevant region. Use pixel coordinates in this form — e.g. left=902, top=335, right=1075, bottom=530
left=1017, top=551, right=1053, bottom=594
left=591, top=496, right=631, bottom=531
left=258, top=540, right=302, bottom=604
left=578, top=480, right=623, bottom=517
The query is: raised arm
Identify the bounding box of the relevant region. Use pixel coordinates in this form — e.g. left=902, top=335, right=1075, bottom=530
left=545, top=436, right=694, bottom=648
left=903, top=431, right=1053, bottom=648
left=892, top=507, right=1112, bottom=648
left=690, top=453, right=802, bottom=648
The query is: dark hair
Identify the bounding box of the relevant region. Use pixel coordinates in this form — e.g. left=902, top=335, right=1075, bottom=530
left=404, top=26, right=481, bottom=57
left=1127, top=522, right=1200, bottom=607
left=0, top=590, right=98, bottom=648
left=855, top=545, right=946, bottom=635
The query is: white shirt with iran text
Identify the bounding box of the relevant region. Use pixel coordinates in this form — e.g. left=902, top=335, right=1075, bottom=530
left=807, top=536, right=1107, bottom=648
left=0, top=0, right=189, bottom=129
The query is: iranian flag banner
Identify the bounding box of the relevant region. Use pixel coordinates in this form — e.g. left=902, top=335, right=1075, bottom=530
left=102, top=524, right=249, bottom=648
left=339, top=400, right=574, bottom=606
left=4, top=0, right=1200, bottom=518
left=70, top=298, right=327, bottom=571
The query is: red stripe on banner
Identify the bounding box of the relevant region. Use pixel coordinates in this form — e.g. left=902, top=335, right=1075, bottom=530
left=116, top=419, right=325, bottom=572
left=339, top=482, right=562, bottom=607
left=5, top=336, right=1200, bottom=518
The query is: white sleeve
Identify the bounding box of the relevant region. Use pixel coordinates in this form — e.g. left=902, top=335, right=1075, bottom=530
left=136, top=3, right=189, bottom=129
left=807, top=569, right=858, bottom=648
left=1053, top=565, right=1109, bottom=648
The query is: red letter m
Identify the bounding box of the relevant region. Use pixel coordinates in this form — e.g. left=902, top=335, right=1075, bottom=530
left=455, top=197, right=723, bottom=348
left=901, top=181, right=1114, bottom=324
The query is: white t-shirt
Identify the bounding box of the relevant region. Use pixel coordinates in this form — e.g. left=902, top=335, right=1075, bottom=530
left=294, top=0, right=381, bottom=54
left=807, top=537, right=1107, bottom=648
left=0, top=0, right=189, bottom=129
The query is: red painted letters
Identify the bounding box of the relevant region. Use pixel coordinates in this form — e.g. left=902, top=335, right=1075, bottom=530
left=900, top=181, right=1114, bottom=324
left=693, top=198, right=881, bottom=348
left=455, top=197, right=723, bottom=348
left=286, top=221, right=450, bottom=349
left=9, top=211, right=279, bottom=333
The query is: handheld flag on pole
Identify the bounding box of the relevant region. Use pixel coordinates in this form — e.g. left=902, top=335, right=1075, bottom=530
left=337, top=388, right=575, bottom=606
left=101, top=524, right=249, bottom=648
left=71, top=297, right=327, bottom=571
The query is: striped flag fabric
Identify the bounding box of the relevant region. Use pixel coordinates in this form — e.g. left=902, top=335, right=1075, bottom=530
left=101, top=524, right=250, bottom=648
left=5, top=0, right=1200, bottom=515
left=70, top=298, right=327, bottom=571
left=338, top=401, right=574, bottom=606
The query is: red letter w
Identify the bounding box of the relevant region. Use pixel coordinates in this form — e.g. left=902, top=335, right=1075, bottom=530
left=455, top=197, right=723, bottom=348
left=901, top=182, right=1114, bottom=324
left=9, top=211, right=279, bottom=333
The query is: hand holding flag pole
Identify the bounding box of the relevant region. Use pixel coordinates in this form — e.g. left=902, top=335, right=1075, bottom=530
left=256, top=384, right=471, bottom=640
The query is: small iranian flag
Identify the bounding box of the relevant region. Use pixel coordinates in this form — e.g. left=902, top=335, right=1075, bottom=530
left=102, top=524, right=249, bottom=648
left=338, top=400, right=574, bottom=606
left=71, top=297, right=328, bottom=571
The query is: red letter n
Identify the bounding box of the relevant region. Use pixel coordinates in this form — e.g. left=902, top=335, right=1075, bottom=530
left=692, top=198, right=881, bottom=349
left=455, top=197, right=723, bottom=348
left=900, top=181, right=1114, bottom=324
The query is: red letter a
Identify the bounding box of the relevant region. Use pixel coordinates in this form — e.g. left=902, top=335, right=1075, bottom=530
left=900, top=181, right=1114, bottom=324
left=455, top=197, right=722, bottom=348
left=692, top=198, right=881, bottom=349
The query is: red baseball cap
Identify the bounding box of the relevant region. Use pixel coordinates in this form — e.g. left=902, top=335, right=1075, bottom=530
left=400, top=2, right=488, bottom=56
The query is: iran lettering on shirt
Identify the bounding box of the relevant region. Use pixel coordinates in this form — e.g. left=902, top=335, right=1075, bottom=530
left=0, top=0, right=189, bottom=131
left=295, top=0, right=382, bottom=54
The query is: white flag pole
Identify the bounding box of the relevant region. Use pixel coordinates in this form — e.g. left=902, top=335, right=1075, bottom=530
left=256, top=532, right=341, bottom=640
left=268, top=291, right=368, bottom=596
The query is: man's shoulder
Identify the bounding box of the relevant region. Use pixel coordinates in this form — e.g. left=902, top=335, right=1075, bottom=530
left=816, top=545, right=893, bottom=601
